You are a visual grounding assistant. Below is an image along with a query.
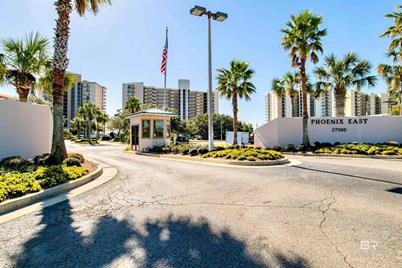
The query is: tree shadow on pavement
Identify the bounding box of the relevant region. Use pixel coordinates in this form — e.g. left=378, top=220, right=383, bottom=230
left=15, top=200, right=310, bottom=268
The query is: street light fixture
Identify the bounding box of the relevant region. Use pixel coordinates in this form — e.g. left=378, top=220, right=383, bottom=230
left=190, top=5, right=228, bottom=151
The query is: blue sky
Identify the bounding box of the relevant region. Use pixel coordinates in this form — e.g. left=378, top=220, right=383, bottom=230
left=0, top=0, right=398, bottom=125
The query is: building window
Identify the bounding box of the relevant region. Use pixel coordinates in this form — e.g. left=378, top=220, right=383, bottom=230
left=153, top=120, right=164, bottom=138
left=142, top=120, right=151, bottom=138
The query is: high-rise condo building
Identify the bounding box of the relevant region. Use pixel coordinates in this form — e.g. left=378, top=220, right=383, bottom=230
left=44, top=73, right=107, bottom=127
left=265, top=89, right=383, bottom=121
left=265, top=91, right=315, bottom=122
left=122, top=79, right=219, bottom=120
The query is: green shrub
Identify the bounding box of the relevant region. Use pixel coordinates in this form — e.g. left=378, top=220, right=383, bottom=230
left=237, top=155, right=246, bottom=161
left=197, top=147, right=209, bottom=155
left=246, top=156, right=256, bottom=161
left=0, top=156, right=34, bottom=173
left=63, top=157, right=81, bottom=167
left=35, top=165, right=88, bottom=189
left=382, top=150, right=397, bottom=156
left=68, top=153, right=84, bottom=163
left=33, top=153, right=58, bottom=166
left=284, top=144, right=296, bottom=152
left=273, top=146, right=281, bottom=152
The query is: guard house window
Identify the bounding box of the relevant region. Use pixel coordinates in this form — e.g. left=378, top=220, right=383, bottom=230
left=142, top=120, right=151, bottom=138
left=153, top=120, right=164, bottom=138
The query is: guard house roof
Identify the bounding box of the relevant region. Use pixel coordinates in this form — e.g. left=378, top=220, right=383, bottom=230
left=126, top=108, right=177, bottom=118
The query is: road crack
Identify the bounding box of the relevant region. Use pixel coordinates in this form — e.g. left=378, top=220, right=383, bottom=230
left=318, top=189, right=353, bottom=268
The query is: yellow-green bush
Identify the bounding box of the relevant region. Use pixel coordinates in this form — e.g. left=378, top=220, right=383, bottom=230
left=314, top=143, right=402, bottom=156
left=0, top=165, right=88, bottom=202
left=0, top=172, right=41, bottom=202
left=202, top=147, right=284, bottom=161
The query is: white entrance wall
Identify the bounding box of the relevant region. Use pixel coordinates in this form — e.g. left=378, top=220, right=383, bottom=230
left=255, top=116, right=402, bottom=148
left=0, top=100, right=52, bottom=160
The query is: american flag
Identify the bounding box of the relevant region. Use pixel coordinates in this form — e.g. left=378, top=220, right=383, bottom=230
left=160, top=28, right=168, bottom=75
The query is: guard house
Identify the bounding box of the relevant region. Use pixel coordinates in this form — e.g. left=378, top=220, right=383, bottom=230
left=126, top=109, right=177, bottom=152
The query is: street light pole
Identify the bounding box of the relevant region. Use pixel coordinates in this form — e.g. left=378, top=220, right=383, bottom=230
left=207, top=12, right=214, bottom=151
left=190, top=5, right=227, bottom=151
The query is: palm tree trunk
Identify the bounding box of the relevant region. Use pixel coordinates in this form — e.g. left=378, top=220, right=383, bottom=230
left=334, top=87, right=346, bottom=117
left=290, top=95, right=295, bottom=117
left=77, top=126, right=80, bottom=139
left=51, top=0, right=72, bottom=163
left=232, top=91, right=238, bottom=145
left=300, top=58, right=310, bottom=148
left=96, top=124, right=100, bottom=140
left=400, top=74, right=402, bottom=116
left=16, top=84, right=31, bottom=102
left=88, top=123, right=92, bottom=144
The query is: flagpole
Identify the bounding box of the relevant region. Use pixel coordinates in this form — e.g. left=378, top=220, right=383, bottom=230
left=163, top=27, right=168, bottom=141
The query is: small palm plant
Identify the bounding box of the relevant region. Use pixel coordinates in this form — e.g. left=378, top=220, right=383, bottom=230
left=216, top=60, right=256, bottom=145
left=78, top=103, right=99, bottom=144
left=0, top=32, right=49, bottom=102
left=314, top=53, right=376, bottom=116
left=281, top=10, right=327, bottom=147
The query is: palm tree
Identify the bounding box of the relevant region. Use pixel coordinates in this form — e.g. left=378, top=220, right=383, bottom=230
left=380, top=5, right=402, bottom=55
left=216, top=60, right=256, bottom=145
left=379, top=6, right=402, bottom=115
left=95, top=110, right=109, bottom=140
left=71, top=116, right=84, bottom=138
left=314, top=53, right=376, bottom=116
left=0, top=32, right=49, bottom=102
left=125, top=95, right=142, bottom=113
left=281, top=10, right=327, bottom=148
left=37, top=60, right=77, bottom=97
left=78, top=103, right=98, bottom=144
left=378, top=51, right=402, bottom=115
left=283, top=71, right=301, bottom=116
left=51, top=0, right=111, bottom=163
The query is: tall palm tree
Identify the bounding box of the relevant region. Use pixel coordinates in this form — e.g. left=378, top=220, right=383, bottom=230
left=95, top=110, right=109, bottom=140
left=51, top=0, right=111, bottom=163
left=0, top=32, right=49, bottom=102
left=314, top=53, right=376, bottom=116
left=379, top=6, right=402, bottom=115
left=216, top=60, right=256, bottom=145
left=71, top=116, right=84, bottom=138
left=125, top=95, right=142, bottom=113
left=271, top=78, right=285, bottom=97
left=283, top=71, right=300, bottom=116
left=380, top=5, right=402, bottom=55
left=281, top=10, right=327, bottom=148
left=78, top=103, right=98, bottom=144
left=37, top=60, right=76, bottom=97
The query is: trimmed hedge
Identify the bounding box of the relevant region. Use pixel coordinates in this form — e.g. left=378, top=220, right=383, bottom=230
left=0, top=165, right=88, bottom=202
left=314, top=143, right=402, bottom=156
left=202, top=147, right=284, bottom=161
left=0, top=154, right=88, bottom=203
left=149, top=144, right=284, bottom=161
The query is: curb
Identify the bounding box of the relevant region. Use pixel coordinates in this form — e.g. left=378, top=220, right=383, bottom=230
left=283, top=152, right=402, bottom=160
left=0, top=159, right=115, bottom=217
left=135, top=152, right=290, bottom=166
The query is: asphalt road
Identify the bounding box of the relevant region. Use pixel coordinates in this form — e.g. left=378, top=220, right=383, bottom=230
left=0, top=141, right=401, bottom=268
